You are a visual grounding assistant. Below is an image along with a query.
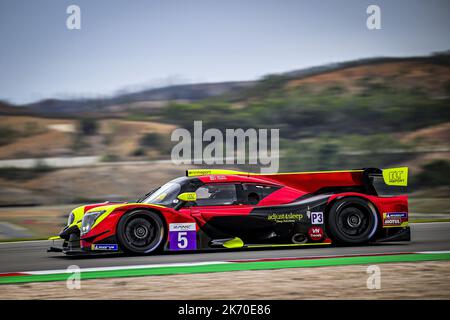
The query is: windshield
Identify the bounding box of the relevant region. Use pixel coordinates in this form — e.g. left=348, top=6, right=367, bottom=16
left=140, top=182, right=181, bottom=207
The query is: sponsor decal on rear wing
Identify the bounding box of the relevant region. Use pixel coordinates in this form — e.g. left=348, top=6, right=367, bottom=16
left=382, top=167, right=408, bottom=186
left=364, top=167, right=409, bottom=196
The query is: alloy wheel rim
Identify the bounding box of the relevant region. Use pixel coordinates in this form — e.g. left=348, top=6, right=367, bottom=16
left=337, top=206, right=370, bottom=237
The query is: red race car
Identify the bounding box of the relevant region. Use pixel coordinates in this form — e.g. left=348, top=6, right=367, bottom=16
left=48, top=167, right=410, bottom=255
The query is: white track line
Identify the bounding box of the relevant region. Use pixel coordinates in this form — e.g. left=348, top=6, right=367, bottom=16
left=416, top=250, right=450, bottom=254
left=14, top=261, right=232, bottom=275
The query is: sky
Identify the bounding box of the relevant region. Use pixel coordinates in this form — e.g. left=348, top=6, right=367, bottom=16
left=0, top=0, right=449, bottom=104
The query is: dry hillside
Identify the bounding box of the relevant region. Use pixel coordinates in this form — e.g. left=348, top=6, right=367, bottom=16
left=286, top=60, right=450, bottom=96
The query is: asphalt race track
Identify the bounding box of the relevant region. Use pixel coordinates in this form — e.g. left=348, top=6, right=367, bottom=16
left=0, top=223, right=449, bottom=273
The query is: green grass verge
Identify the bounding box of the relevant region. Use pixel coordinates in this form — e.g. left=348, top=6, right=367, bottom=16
left=1, top=252, right=450, bottom=285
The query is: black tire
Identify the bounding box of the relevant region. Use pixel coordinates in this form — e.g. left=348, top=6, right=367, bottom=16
left=116, top=210, right=165, bottom=254
left=327, top=197, right=379, bottom=245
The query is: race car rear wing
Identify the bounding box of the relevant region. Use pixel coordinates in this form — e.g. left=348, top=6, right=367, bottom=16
left=363, top=167, right=408, bottom=196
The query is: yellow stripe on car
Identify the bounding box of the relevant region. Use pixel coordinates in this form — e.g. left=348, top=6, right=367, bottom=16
left=246, top=242, right=332, bottom=248
left=186, top=169, right=364, bottom=177
left=187, top=169, right=247, bottom=177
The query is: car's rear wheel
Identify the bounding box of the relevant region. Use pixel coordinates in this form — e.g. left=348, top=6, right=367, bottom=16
left=327, top=197, right=378, bottom=245
left=116, top=210, right=165, bottom=254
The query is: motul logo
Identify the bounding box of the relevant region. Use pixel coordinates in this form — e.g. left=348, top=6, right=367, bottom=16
left=384, top=219, right=401, bottom=225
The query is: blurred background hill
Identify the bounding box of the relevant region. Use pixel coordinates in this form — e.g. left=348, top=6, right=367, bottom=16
left=0, top=51, right=449, bottom=238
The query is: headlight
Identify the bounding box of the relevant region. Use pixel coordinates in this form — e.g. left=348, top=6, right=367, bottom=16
left=67, top=212, right=75, bottom=226
left=81, top=210, right=105, bottom=235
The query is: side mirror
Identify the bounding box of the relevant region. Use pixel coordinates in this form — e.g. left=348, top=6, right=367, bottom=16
left=177, top=192, right=197, bottom=202
left=174, top=192, right=197, bottom=210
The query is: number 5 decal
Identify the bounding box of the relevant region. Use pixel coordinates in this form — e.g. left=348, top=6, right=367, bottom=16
left=177, top=231, right=188, bottom=249
left=169, top=223, right=197, bottom=251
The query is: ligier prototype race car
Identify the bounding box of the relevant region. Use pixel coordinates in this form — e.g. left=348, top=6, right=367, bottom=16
left=48, top=167, right=410, bottom=255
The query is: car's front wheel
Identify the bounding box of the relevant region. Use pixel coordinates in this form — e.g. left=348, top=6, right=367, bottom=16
left=327, top=197, right=378, bottom=245
left=116, top=210, right=165, bottom=254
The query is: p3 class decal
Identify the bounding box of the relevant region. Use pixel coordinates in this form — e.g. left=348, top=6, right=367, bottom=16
left=311, top=212, right=324, bottom=224
left=169, top=223, right=197, bottom=251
